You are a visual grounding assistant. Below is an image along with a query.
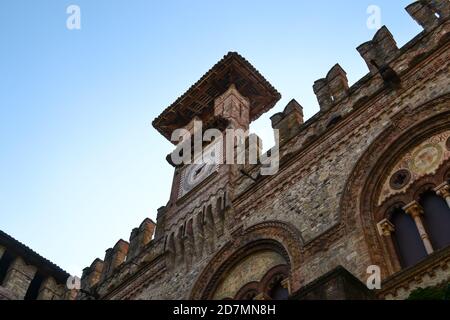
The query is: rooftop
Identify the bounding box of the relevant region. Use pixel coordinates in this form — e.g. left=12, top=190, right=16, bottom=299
left=0, top=230, right=70, bottom=284
left=152, top=52, right=281, bottom=142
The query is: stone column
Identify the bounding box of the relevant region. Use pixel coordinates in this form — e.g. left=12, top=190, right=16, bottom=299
left=377, top=219, right=401, bottom=273
left=403, top=201, right=434, bottom=255
left=435, top=182, right=450, bottom=209
left=2, top=257, right=37, bottom=299
left=281, top=278, right=291, bottom=295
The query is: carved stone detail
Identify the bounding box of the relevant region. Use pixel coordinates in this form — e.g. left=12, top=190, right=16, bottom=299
left=377, top=219, right=395, bottom=237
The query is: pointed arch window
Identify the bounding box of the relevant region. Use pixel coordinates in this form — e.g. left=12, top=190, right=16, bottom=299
left=420, top=190, right=450, bottom=250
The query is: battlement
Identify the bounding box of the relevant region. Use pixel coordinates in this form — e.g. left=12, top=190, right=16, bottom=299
left=259, top=0, right=450, bottom=156
left=79, top=0, right=450, bottom=300
left=79, top=217, right=160, bottom=298
left=271, top=99, right=304, bottom=144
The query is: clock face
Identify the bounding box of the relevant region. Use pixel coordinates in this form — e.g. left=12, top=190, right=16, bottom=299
left=178, top=143, right=221, bottom=198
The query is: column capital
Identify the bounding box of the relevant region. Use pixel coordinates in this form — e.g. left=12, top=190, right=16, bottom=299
left=434, top=182, right=450, bottom=198
left=403, top=201, right=424, bottom=218
left=281, top=278, right=291, bottom=293
left=253, top=293, right=270, bottom=300
left=377, top=219, right=395, bottom=236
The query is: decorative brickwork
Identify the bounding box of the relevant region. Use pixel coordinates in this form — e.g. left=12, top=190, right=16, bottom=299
left=75, top=1, right=450, bottom=300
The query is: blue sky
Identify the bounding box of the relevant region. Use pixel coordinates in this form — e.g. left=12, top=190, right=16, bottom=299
left=0, top=0, right=421, bottom=276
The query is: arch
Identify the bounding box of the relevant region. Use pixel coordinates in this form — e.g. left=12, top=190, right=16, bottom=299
left=234, top=282, right=259, bottom=300
left=259, top=264, right=290, bottom=299
left=390, top=208, right=427, bottom=268
left=190, top=221, right=303, bottom=300
left=413, top=183, right=438, bottom=200
left=419, top=191, right=450, bottom=250
left=339, top=93, right=450, bottom=275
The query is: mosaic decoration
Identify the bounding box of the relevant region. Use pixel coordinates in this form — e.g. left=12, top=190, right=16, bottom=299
left=378, top=130, right=450, bottom=206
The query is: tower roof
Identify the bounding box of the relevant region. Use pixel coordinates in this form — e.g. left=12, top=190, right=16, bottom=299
left=152, top=52, right=281, bottom=142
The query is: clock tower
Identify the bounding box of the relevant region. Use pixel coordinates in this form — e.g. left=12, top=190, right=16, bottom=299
left=152, top=52, right=280, bottom=267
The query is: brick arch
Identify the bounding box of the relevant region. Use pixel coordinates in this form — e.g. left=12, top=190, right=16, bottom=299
left=339, top=93, right=450, bottom=276
left=446, top=169, right=450, bottom=181
left=189, top=221, right=303, bottom=300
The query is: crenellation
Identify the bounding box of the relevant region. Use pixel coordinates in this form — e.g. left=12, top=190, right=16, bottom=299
left=426, top=0, right=450, bottom=19
left=271, top=99, right=304, bottom=145
left=357, top=26, right=399, bottom=74
left=236, top=133, right=262, bottom=167
left=406, top=1, right=440, bottom=30
left=313, top=64, right=349, bottom=112
left=128, top=218, right=156, bottom=261
left=313, top=78, right=333, bottom=111
left=154, top=206, right=167, bottom=239
left=81, top=258, right=104, bottom=291
left=100, top=240, right=129, bottom=282
left=245, top=133, right=263, bottom=165
left=73, top=1, right=450, bottom=301
left=326, top=64, right=349, bottom=103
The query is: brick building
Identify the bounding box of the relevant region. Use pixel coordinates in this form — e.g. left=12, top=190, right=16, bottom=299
left=0, top=231, right=72, bottom=300
left=76, top=1, right=450, bottom=300
left=5, top=0, right=450, bottom=301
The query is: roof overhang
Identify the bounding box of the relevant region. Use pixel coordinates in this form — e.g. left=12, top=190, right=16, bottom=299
left=152, top=52, right=281, bottom=143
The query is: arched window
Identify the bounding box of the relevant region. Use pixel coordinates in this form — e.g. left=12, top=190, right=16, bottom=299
left=391, top=208, right=427, bottom=268
left=231, top=265, right=290, bottom=300
left=212, top=250, right=290, bottom=300
left=234, top=282, right=259, bottom=300
left=260, top=265, right=290, bottom=300
left=420, top=191, right=450, bottom=250
left=269, top=279, right=289, bottom=300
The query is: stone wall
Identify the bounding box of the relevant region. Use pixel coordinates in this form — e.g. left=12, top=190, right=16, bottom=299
left=79, top=1, right=450, bottom=300
left=2, top=257, right=37, bottom=299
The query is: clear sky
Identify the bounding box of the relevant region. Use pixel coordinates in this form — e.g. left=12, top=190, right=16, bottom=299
left=0, top=0, right=422, bottom=276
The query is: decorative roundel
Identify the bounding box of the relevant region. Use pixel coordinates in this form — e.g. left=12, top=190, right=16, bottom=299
left=446, top=137, right=450, bottom=151
left=389, top=169, right=411, bottom=190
